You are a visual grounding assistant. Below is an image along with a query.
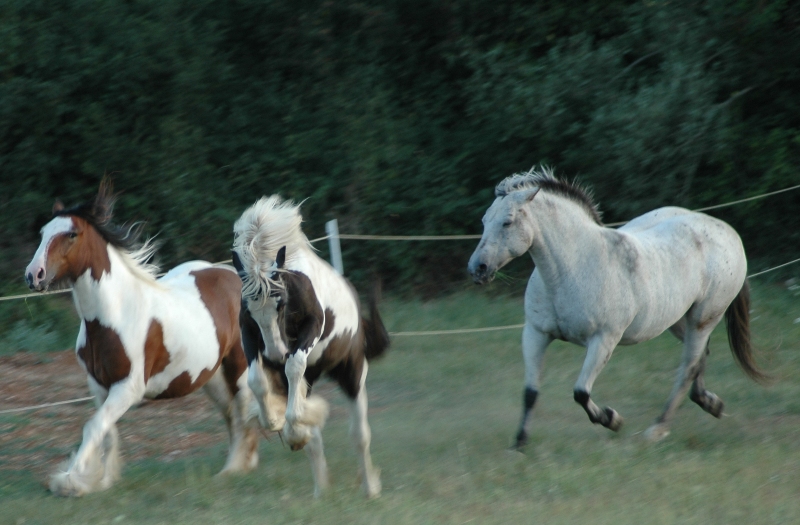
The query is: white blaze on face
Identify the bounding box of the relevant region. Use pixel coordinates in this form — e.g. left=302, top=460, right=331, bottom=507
left=26, top=216, right=74, bottom=283
left=248, top=298, right=289, bottom=361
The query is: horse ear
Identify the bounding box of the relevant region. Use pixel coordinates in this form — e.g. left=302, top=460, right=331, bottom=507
left=276, top=246, right=286, bottom=269
left=525, top=188, right=541, bottom=202
left=231, top=250, right=245, bottom=274
left=52, top=200, right=64, bottom=215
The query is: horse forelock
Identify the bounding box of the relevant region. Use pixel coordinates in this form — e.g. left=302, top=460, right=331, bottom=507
left=232, top=195, right=312, bottom=302
left=495, top=166, right=603, bottom=225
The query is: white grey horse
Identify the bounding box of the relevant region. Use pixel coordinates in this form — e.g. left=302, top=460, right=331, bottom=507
left=467, top=167, right=766, bottom=447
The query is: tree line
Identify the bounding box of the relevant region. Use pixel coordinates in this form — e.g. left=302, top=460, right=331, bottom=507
left=1, top=0, right=798, bottom=297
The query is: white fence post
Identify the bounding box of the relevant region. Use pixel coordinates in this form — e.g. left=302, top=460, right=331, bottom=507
left=326, top=219, right=344, bottom=275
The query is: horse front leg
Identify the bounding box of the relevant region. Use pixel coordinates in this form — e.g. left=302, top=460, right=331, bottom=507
left=573, top=333, right=624, bottom=432
left=247, top=358, right=287, bottom=431
left=50, top=378, right=142, bottom=497
left=283, top=351, right=329, bottom=451
left=86, top=377, right=122, bottom=491
left=284, top=350, right=330, bottom=498
left=514, top=326, right=552, bottom=450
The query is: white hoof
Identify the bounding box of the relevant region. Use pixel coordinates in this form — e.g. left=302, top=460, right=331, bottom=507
left=643, top=423, right=671, bottom=443
left=49, top=454, right=106, bottom=497
left=362, top=468, right=382, bottom=499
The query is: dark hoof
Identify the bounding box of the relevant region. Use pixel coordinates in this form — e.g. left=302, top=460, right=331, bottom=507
left=707, top=394, right=724, bottom=419
left=513, top=430, right=528, bottom=451
left=604, top=407, right=624, bottom=432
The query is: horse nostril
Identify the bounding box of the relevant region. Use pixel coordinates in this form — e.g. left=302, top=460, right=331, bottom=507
left=37, top=268, right=45, bottom=281
left=25, top=272, right=33, bottom=285
left=478, top=263, right=487, bottom=274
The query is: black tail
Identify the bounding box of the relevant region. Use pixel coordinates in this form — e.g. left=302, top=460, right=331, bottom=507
left=363, top=281, right=390, bottom=361
left=725, top=279, right=769, bottom=384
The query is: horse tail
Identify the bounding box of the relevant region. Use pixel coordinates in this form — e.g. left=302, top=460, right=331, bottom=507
left=725, top=279, right=769, bottom=384
left=363, top=280, right=390, bottom=361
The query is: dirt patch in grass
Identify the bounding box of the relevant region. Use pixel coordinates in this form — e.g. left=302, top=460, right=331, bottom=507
left=0, top=350, right=233, bottom=486
left=0, top=349, right=349, bottom=490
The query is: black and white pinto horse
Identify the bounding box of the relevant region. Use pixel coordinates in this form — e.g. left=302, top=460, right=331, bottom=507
left=231, top=196, right=390, bottom=498
left=468, top=168, right=766, bottom=448
left=24, top=180, right=258, bottom=496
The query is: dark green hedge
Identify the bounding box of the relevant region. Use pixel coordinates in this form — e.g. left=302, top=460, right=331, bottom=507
left=2, top=0, right=798, bottom=296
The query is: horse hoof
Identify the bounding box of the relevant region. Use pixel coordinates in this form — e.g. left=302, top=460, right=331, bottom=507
left=362, top=468, right=382, bottom=499
left=643, top=423, right=670, bottom=442
left=268, top=418, right=285, bottom=432
left=513, top=430, right=528, bottom=451
left=49, top=472, right=88, bottom=498
left=604, top=407, right=623, bottom=432
left=707, top=394, right=724, bottom=419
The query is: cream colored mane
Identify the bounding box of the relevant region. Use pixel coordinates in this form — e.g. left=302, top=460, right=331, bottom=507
left=232, top=195, right=312, bottom=300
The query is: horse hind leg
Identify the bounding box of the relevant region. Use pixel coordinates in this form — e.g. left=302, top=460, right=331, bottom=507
left=645, top=320, right=719, bottom=442
left=348, top=362, right=381, bottom=498
left=573, top=333, right=625, bottom=432
left=689, top=344, right=724, bottom=418
left=305, top=426, right=329, bottom=498
left=203, top=368, right=259, bottom=475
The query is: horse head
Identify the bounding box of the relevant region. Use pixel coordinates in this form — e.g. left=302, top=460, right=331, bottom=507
left=25, top=181, right=122, bottom=291
left=233, top=245, right=293, bottom=360
left=468, top=187, right=539, bottom=284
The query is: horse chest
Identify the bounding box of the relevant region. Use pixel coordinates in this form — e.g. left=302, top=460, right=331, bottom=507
left=76, top=320, right=133, bottom=389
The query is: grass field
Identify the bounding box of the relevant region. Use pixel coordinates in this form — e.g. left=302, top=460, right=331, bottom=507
left=1, top=282, right=799, bottom=524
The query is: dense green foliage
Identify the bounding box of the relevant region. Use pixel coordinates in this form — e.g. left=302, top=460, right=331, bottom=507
left=1, top=0, right=798, bottom=299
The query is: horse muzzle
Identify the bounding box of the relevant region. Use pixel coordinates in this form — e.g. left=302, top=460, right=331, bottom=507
left=25, top=266, right=49, bottom=292
left=468, top=260, right=496, bottom=285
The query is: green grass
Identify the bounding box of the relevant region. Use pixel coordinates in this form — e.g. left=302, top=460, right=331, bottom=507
left=2, top=283, right=800, bottom=524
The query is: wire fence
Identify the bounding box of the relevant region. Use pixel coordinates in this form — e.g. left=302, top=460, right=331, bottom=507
left=2, top=182, right=799, bottom=415
left=4, top=181, right=799, bottom=304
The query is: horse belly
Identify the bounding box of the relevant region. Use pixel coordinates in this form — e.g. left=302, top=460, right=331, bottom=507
left=143, top=292, right=225, bottom=398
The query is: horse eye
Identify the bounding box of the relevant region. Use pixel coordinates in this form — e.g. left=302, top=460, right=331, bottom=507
left=502, top=220, right=512, bottom=227
left=68, top=232, right=78, bottom=239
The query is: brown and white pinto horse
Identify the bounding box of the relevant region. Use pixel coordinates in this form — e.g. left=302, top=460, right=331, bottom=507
left=24, top=181, right=259, bottom=497
left=232, top=196, right=390, bottom=498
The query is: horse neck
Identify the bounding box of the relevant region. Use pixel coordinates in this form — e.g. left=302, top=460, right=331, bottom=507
left=71, top=244, right=147, bottom=322
left=527, top=192, right=605, bottom=287
left=286, top=245, right=346, bottom=304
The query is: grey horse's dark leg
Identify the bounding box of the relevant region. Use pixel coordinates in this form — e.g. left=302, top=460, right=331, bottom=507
left=689, top=344, right=724, bottom=418
left=574, top=389, right=623, bottom=431
left=514, top=387, right=538, bottom=449
left=514, top=326, right=552, bottom=450
left=572, top=335, right=624, bottom=431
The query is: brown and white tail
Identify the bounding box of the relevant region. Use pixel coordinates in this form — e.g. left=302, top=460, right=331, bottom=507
left=725, top=279, right=769, bottom=384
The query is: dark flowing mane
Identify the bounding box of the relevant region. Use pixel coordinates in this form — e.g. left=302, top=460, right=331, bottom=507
left=54, top=178, right=146, bottom=251
left=495, top=167, right=603, bottom=225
